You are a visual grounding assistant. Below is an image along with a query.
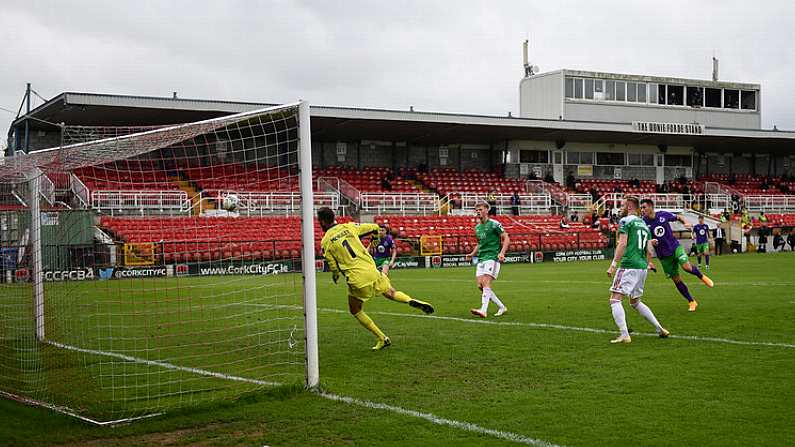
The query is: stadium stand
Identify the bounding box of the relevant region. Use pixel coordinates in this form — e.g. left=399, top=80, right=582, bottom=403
left=75, top=161, right=181, bottom=191
left=375, top=215, right=608, bottom=254
left=100, top=215, right=352, bottom=262
left=418, top=168, right=526, bottom=196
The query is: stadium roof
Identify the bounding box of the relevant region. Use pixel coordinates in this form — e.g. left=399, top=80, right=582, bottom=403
left=11, top=92, right=795, bottom=154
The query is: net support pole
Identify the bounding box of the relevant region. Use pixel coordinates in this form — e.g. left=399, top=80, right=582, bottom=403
left=29, top=172, right=45, bottom=341
left=298, top=101, right=319, bottom=388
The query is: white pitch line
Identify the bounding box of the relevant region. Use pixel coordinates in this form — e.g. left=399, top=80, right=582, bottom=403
left=44, top=341, right=558, bottom=444
left=45, top=340, right=282, bottom=387
left=241, top=303, right=795, bottom=349
left=317, top=391, right=562, bottom=447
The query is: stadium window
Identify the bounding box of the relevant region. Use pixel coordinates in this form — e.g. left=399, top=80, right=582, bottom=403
left=648, top=83, right=657, bottom=104
left=687, top=86, right=704, bottom=107
left=565, top=78, right=574, bottom=98
left=627, top=82, right=637, bottom=102
left=658, top=84, right=667, bottom=104
left=585, top=79, right=594, bottom=99
left=566, top=152, right=579, bottom=164
left=664, top=154, right=692, bottom=167
left=580, top=152, right=594, bottom=164
left=594, top=80, right=604, bottom=100
left=596, top=152, right=626, bottom=166
left=638, top=83, right=647, bottom=103
left=606, top=80, right=615, bottom=100
left=741, top=90, right=756, bottom=110
left=574, top=78, right=584, bottom=99
left=667, top=85, right=684, bottom=105
left=724, top=89, right=739, bottom=109
left=616, top=81, right=626, bottom=101
left=705, top=88, right=722, bottom=107
left=627, top=153, right=655, bottom=166
left=520, top=150, right=549, bottom=164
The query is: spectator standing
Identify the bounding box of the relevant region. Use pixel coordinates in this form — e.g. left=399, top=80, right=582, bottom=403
left=570, top=210, right=579, bottom=222
left=773, top=231, right=786, bottom=251
left=787, top=231, right=795, bottom=251
left=511, top=192, right=521, bottom=216
left=714, top=225, right=726, bottom=255
left=487, top=191, right=497, bottom=216
left=566, top=172, right=576, bottom=190
left=757, top=223, right=770, bottom=253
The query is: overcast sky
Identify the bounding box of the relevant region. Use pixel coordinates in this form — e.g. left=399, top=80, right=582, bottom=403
left=2, top=0, right=794, bottom=144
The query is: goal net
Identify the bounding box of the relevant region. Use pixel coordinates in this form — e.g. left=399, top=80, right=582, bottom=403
left=0, top=102, right=318, bottom=424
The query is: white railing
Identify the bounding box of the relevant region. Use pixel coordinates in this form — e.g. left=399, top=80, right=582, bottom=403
left=696, top=193, right=732, bottom=213
left=526, top=180, right=567, bottom=205
left=70, top=174, right=90, bottom=208
left=565, top=193, right=593, bottom=211
left=359, top=192, right=439, bottom=215
left=214, top=191, right=340, bottom=215
left=704, top=181, right=740, bottom=197
left=39, top=174, right=55, bottom=206
left=317, top=176, right=361, bottom=204
left=91, top=190, right=191, bottom=216
left=454, top=192, right=552, bottom=215
left=597, top=193, right=687, bottom=212
left=744, top=195, right=795, bottom=212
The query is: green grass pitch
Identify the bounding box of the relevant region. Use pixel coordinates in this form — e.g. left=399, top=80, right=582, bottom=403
left=1, top=253, right=793, bottom=446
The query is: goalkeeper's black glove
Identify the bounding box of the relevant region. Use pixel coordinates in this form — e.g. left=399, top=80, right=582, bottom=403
left=332, top=271, right=340, bottom=284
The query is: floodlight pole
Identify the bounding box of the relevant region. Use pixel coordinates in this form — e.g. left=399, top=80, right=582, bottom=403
left=298, top=101, right=319, bottom=389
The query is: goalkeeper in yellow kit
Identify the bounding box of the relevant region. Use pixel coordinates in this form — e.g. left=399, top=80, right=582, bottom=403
left=318, top=207, right=434, bottom=350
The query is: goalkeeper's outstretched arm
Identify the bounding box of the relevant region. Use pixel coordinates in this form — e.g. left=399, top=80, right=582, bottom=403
left=356, top=223, right=380, bottom=237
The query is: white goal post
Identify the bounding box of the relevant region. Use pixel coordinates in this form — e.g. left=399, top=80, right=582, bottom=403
left=0, top=101, right=319, bottom=423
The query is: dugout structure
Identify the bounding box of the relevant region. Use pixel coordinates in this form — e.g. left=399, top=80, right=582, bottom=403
left=0, top=102, right=319, bottom=424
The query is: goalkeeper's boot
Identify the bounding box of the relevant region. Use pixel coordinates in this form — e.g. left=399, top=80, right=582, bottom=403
left=372, top=337, right=391, bottom=351
left=494, top=307, right=508, bottom=317
left=409, top=299, right=435, bottom=314
left=610, top=335, right=632, bottom=344
left=688, top=300, right=698, bottom=312
left=470, top=308, right=487, bottom=318
left=700, top=274, right=714, bottom=288
left=658, top=328, right=670, bottom=338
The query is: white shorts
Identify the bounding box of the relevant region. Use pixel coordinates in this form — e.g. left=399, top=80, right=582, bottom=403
left=476, top=260, right=501, bottom=279
left=609, top=268, right=647, bottom=299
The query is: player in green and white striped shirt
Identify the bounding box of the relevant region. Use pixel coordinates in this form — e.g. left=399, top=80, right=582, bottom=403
left=606, top=196, right=670, bottom=344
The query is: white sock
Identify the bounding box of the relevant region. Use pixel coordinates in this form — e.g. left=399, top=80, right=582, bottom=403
left=610, top=300, right=629, bottom=337
left=479, top=289, right=490, bottom=313
left=632, top=301, right=663, bottom=333
left=486, top=288, right=506, bottom=309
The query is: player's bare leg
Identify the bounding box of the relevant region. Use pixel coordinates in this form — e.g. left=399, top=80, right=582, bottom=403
left=348, top=296, right=390, bottom=350
left=383, top=287, right=434, bottom=314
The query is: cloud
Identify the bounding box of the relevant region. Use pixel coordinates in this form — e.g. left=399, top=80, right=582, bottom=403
left=1, top=0, right=793, bottom=139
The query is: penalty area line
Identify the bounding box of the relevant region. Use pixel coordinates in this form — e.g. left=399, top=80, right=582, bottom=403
left=317, top=391, right=562, bottom=447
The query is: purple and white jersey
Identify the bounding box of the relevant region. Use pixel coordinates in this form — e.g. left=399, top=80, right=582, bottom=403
left=643, top=211, right=680, bottom=257
left=693, top=223, right=709, bottom=244
left=373, top=234, right=394, bottom=259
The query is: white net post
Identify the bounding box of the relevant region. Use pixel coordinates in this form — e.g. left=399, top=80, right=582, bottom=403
left=298, top=101, right=319, bottom=389
left=28, top=173, right=45, bottom=341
